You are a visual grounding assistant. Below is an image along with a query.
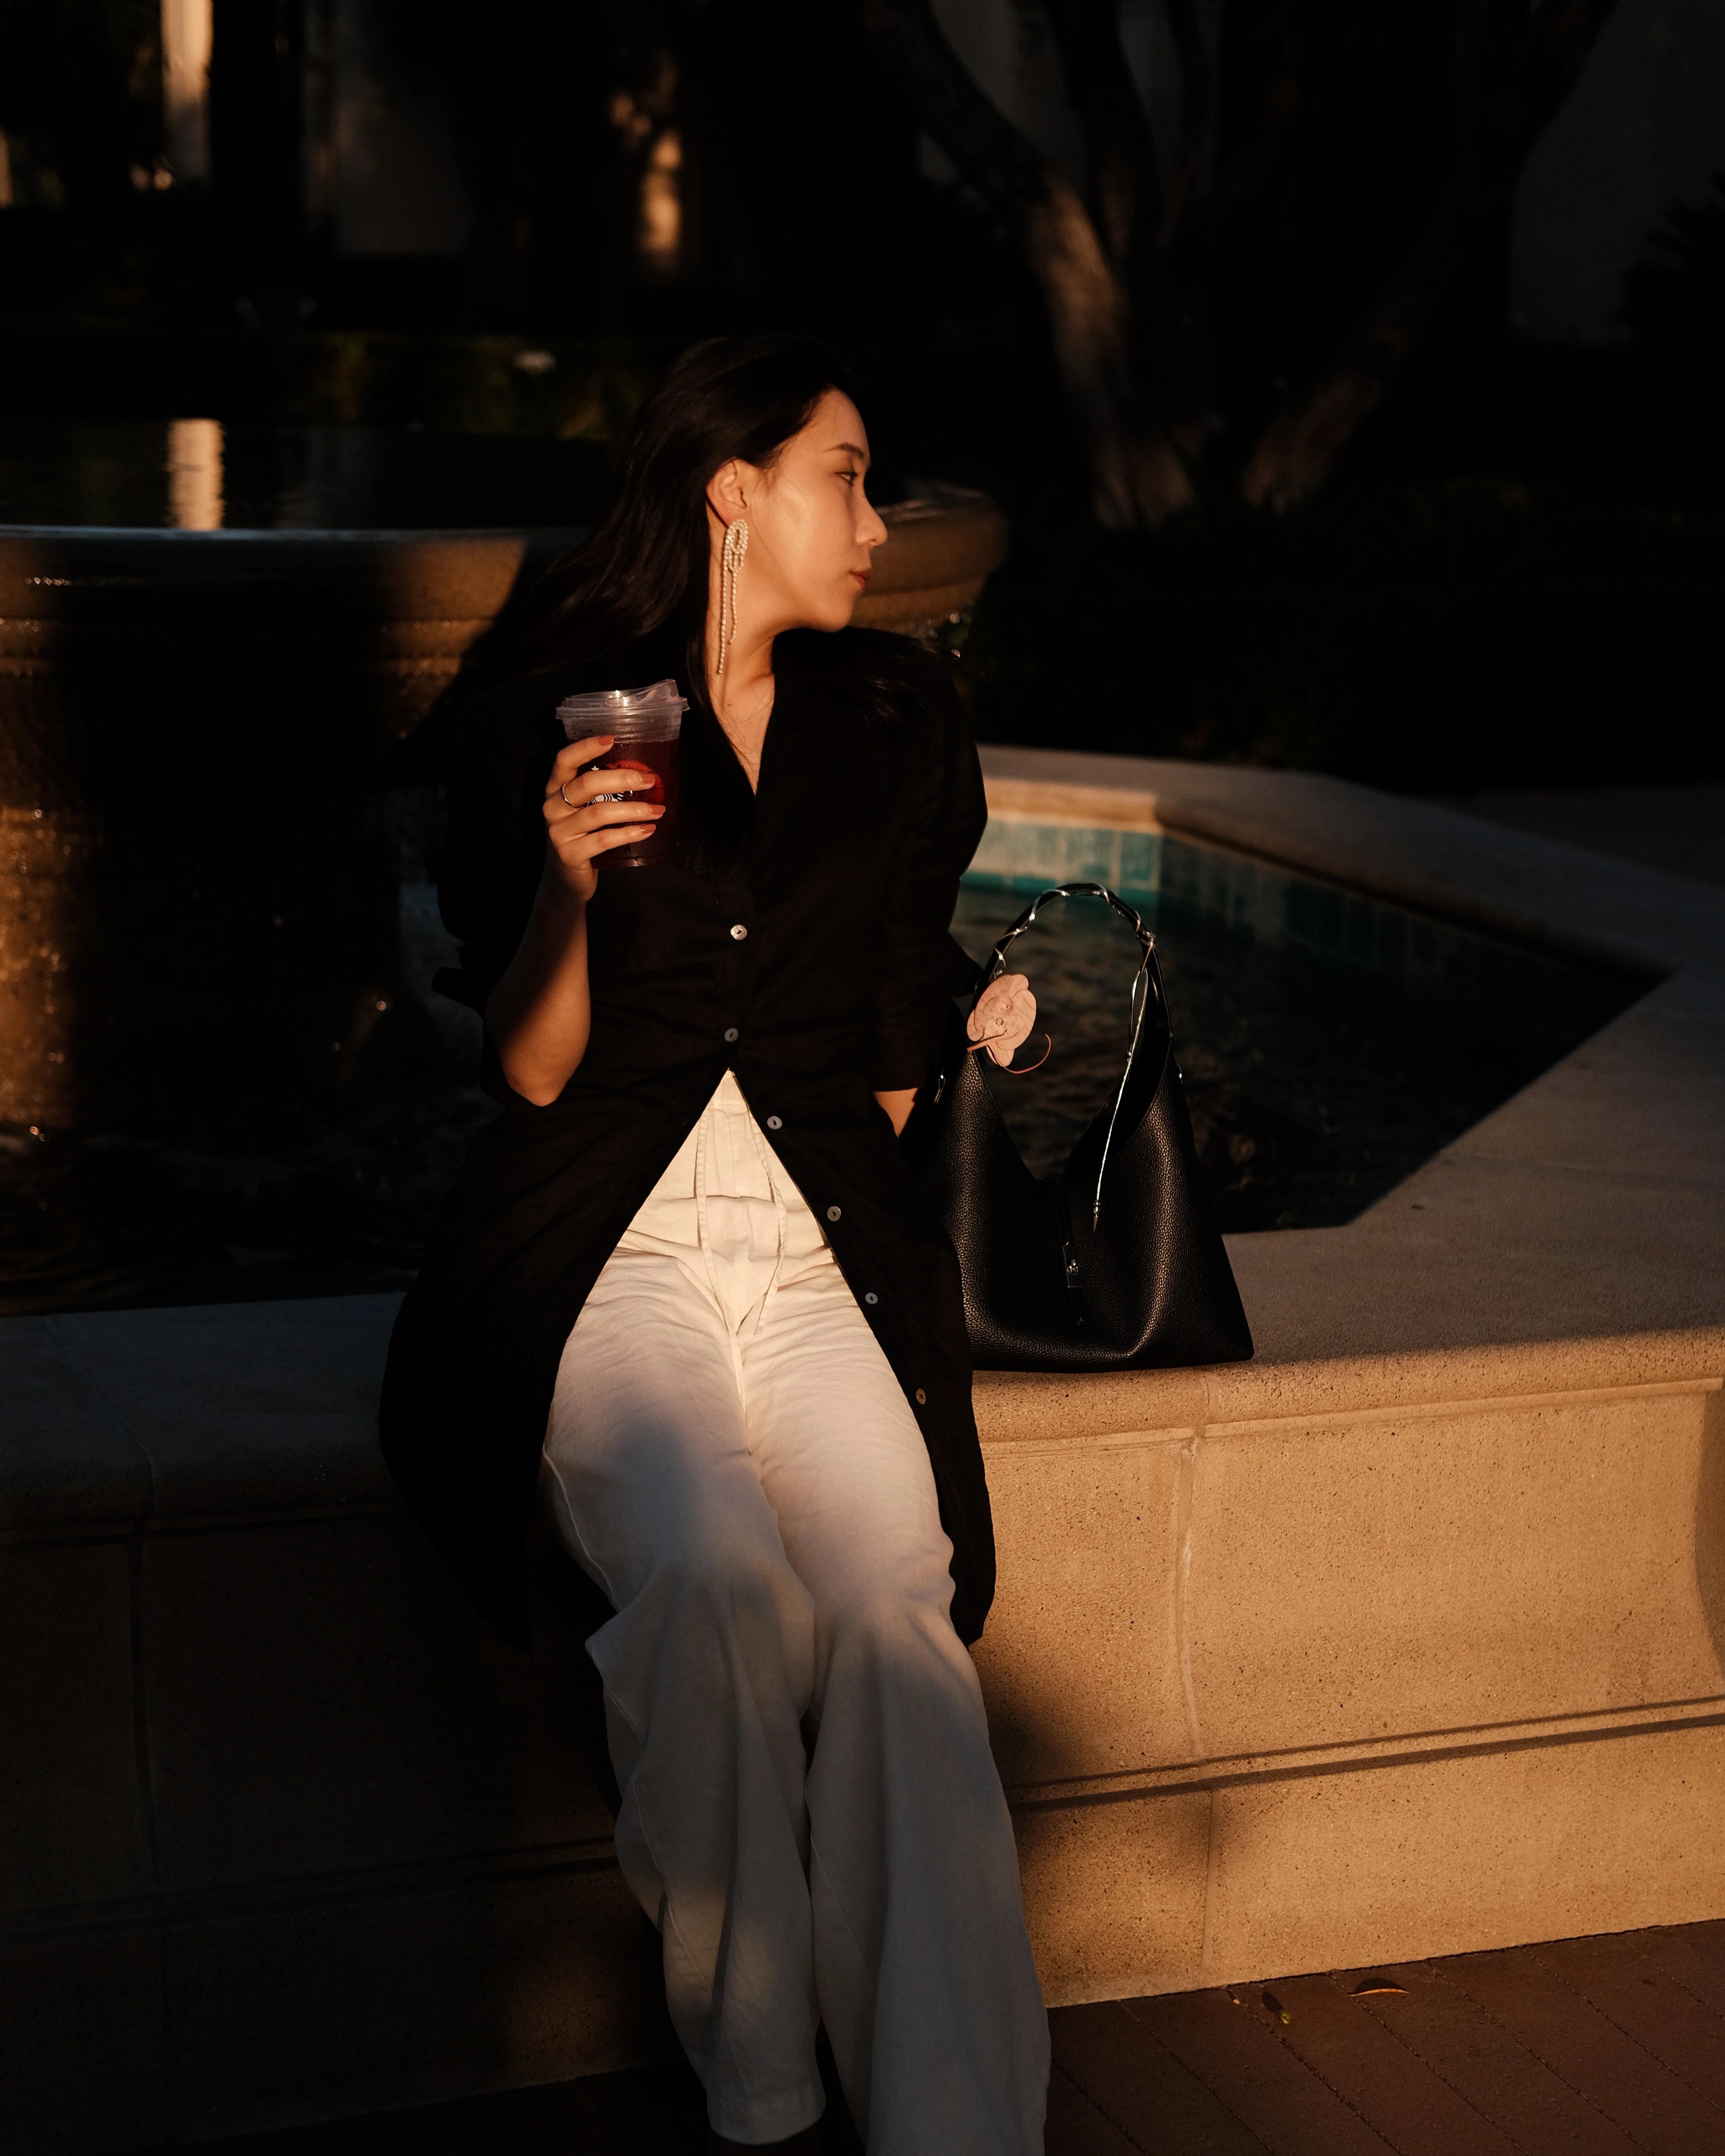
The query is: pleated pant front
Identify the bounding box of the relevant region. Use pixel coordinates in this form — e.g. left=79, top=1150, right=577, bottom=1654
left=541, top=1074, right=1048, bottom=2152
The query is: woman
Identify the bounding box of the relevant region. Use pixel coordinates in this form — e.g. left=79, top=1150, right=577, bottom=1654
left=381, top=335, right=1049, bottom=2154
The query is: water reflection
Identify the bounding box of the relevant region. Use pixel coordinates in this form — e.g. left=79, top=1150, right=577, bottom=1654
left=166, top=418, right=224, bottom=529
left=0, top=419, right=612, bottom=530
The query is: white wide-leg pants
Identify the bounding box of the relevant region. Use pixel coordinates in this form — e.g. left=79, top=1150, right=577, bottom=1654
left=542, top=1074, right=1048, bottom=2152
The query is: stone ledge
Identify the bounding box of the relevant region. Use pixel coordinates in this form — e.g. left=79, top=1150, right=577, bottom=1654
left=13, top=1291, right=1717, bottom=1540
left=1004, top=1694, right=1725, bottom=1810
left=1017, top=1722, right=1725, bottom=2009
left=975, top=1327, right=1725, bottom=1444
left=0, top=1830, right=625, bottom=1945
left=1, top=1295, right=403, bottom=1539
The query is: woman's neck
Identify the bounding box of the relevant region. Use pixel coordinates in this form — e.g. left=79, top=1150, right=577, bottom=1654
left=706, top=621, right=776, bottom=790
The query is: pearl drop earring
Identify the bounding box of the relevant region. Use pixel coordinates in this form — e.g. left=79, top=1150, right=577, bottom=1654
left=717, top=516, right=748, bottom=678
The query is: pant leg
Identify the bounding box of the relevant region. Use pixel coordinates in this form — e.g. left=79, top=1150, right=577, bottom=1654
left=542, top=1244, right=826, bottom=2144
left=738, top=1261, right=1050, bottom=2156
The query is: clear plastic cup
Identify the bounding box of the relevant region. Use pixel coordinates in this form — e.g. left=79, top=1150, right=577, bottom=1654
left=556, top=679, right=688, bottom=870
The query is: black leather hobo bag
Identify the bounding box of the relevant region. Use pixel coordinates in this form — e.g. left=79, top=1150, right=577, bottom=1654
left=911, top=882, right=1253, bottom=1373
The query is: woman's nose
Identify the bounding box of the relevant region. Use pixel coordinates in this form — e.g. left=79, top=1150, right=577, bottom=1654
left=860, top=499, right=889, bottom=549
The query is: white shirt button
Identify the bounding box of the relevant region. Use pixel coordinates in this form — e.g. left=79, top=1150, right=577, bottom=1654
left=730, top=924, right=748, bottom=940
left=825, top=1205, right=842, bottom=1223
left=765, top=1115, right=782, bottom=1131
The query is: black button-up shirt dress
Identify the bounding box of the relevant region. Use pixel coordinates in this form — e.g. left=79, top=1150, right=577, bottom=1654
left=379, top=627, right=995, bottom=1646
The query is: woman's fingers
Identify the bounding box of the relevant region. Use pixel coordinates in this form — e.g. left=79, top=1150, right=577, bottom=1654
left=550, top=817, right=655, bottom=852
left=543, top=767, right=661, bottom=823
left=547, top=736, right=652, bottom=789
left=541, top=738, right=662, bottom=891
left=545, top=797, right=658, bottom=857
left=551, top=733, right=613, bottom=775
left=552, top=795, right=664, bottom=837
left=545, top=767, right=656, bottom=808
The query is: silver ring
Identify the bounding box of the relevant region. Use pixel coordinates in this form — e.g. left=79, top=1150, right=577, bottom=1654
left=559, top=780, right=578, bottom=808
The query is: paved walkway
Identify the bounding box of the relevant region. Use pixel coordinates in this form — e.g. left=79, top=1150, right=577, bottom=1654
left=1048, top=1922, right=1725, bottom=2155
left=151, top=1920, right=1725, bottom=2155
left=1437, top=784, right=1725, bottom=891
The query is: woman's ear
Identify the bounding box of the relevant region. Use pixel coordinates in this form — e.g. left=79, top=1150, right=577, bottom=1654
left=706, top=457, right=749, bottom=526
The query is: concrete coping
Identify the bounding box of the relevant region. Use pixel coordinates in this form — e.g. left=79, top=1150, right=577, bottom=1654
left=7, top=1291, right=1720, bottom=1541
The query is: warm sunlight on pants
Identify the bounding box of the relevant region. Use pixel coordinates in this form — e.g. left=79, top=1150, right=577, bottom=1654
left=541, top=1075, right=1048, bottom=2153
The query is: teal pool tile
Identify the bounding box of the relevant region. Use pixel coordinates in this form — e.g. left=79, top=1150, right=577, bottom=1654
left=1118, top=830, right=1161, bottom=897
left=1066, top=828, right=1123, bottom=886
left=1157, top=839, right=1205, bottom=914
left=1344, top=893, right=1379, bottom=965
left=1200, top=851, right=1241, bottom=926
left=1015, top=822, right=1069, bottom=886
left=967, top=826, right=1017, bottom=886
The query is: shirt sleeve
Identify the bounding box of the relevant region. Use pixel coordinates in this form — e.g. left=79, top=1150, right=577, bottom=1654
left=869, top=661, right=989, bottom=1093
left=431, top=680, right=556, bottom=1021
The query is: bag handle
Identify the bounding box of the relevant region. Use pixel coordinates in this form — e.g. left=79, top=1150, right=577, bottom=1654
left=979, top=882, right=1170, bottom=1229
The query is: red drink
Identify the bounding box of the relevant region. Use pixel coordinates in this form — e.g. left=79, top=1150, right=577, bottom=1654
left=586, top=736, right=680, bottom=868
left=556, top=680, right=688, bottom=872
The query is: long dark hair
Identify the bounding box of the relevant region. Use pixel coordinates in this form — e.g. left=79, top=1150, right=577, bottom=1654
left=478, top=333, right=858, bottom=710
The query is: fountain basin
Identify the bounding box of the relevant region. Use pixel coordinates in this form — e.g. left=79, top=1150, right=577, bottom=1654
left=0, top=526, right=551, bottom=1131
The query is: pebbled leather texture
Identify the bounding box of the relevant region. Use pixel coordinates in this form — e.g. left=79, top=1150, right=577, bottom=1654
left=909, top=899, right=1253, bottom=1372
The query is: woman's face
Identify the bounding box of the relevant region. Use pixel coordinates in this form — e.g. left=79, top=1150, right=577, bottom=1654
left=713, top=389, right=890, bottom=636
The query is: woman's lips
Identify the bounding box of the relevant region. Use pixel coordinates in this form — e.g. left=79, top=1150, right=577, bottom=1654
left=850, top=569, right=871, bottom=587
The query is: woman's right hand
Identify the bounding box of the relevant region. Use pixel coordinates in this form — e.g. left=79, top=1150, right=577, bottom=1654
left=541, top=735, right=665, bottom=904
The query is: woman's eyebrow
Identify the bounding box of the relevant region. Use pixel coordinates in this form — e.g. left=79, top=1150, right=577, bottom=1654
left=829, top=440, right=870, bottom=462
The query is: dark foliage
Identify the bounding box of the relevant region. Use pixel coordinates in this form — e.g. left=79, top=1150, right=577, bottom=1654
left=858, top=328, right=1725, bottom=791
left=0, top=0, right=161, bottom=207
left=1620, top=172, right=1725, bottom=365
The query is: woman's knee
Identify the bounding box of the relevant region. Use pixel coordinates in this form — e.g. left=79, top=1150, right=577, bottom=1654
left=819, top=1575, right=961, bottom=1675
left=596, top=1532, right=816, bottom=1737
left=650, top=1529, right=816, bottom=1675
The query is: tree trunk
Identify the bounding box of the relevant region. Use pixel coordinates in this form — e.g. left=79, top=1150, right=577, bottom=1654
left=860, top=0, right=1195, bottom=527
left=1242, top=0, right=1623, bottom=510
left=1157, top=0, right=1215, bottom=245
left=1040, top=0, right=1165, bottom=275
left=1027, top=177, right=1198, bottom=525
